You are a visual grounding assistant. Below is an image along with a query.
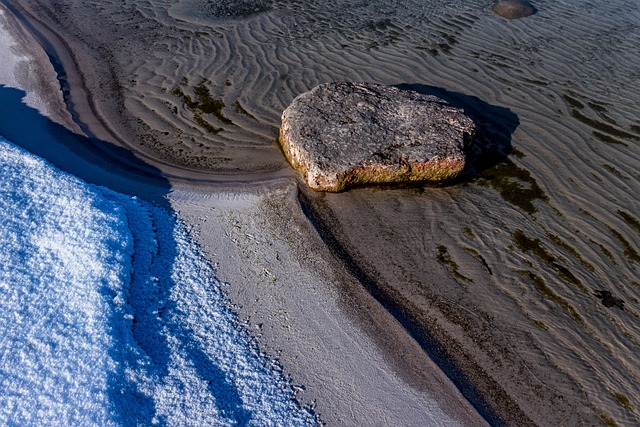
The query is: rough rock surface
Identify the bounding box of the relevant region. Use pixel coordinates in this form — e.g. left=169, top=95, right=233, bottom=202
left=279, top=82, right=475, bottom=192
left=491, top=0, right=536, bottom=19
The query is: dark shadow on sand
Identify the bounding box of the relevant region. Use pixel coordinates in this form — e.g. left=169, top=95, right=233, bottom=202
left=0, top=85, right=170, bottom=201
left=297, top=188, right=511, bottom=427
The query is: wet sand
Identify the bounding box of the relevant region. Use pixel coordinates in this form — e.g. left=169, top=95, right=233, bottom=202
left=3, top=0, right=640, bottom=425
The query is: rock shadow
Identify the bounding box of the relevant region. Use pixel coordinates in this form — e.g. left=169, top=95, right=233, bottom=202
left=396, top=83, right=520, bottom=182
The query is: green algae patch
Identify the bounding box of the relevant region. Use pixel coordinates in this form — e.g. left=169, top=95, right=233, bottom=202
left=233, top=100, right=257, bottom=120
left=172, top=85, right=197, bottom=110
left=171, top=80, right=233, bottom=133
left=513, top=230, right=588, bottom=293
left=599, top=413, right=618, bottom=427
left=587, top=101, right=609, bottom=113
left=618, top=210, right=640, bottom=236
left=572, top=109, right=639, bottom=142
left=172, top=86, right=223, bottom=134
left=193, top=112, right=223, bottom=134
left=614, top=392, right=634, bottom=412
left=194, top=83, right=232, bottom=125
left=590, top=239, right=617, bottom=264
left=603, top=164, right=629, bottom=180
left=608, top=226, right=640, bottom=265
left=592, top=131, right=628, bottom=146
left=436, top=245, right=473, bottom=282
left=554, top=264, right=585, bottom=291
left=564, top=91, right=639, bottom=144
left=562, top=93, right=585, bottom=110
left=547, top=232, right=595, bottom=273
left=463, top=246, right=493, bottom=275
left=534, top=320, right=549, bottom=331
left=517, top=270, right=583, bottom=323
left=421, top=32, right=457, bottom=56
left=476, top=158, right=547, bottom=215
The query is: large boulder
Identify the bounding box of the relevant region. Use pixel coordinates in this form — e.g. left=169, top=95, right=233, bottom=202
left=279, top=82, right=475, bottom=192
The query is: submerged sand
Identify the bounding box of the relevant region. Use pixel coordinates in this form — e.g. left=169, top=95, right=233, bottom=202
left=3, top=0, right=640, bottom=425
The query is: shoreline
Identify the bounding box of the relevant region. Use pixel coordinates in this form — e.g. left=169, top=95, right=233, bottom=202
left=0, top=3, right=492, bottom=426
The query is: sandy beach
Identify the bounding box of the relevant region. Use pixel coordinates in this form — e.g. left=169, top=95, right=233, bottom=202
left=2, top=0, right=640, bottom=425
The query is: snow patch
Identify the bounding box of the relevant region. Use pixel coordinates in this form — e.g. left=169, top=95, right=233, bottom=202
left=0, top=137, right=318, bottom=426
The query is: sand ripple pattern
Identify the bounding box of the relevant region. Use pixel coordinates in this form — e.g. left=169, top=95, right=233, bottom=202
left=43, top=0, right=483, bottom=172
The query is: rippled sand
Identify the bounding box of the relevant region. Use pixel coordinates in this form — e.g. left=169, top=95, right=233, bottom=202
left=7, top=0, right=640, bottom=425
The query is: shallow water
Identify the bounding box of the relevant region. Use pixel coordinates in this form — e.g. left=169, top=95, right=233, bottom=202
left=10, top=0, right=640, bottom=424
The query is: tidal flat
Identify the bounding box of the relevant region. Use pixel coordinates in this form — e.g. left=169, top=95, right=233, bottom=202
left=4, top=0, right=640, bottom=425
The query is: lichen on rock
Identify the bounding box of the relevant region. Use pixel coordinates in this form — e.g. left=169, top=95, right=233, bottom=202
left=278, top=82, right=475, bottom=192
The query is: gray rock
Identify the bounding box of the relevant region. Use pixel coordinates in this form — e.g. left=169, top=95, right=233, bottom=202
left=491, top=0, right=536, bottom=19
left=279, top=82, right=475, bottom=192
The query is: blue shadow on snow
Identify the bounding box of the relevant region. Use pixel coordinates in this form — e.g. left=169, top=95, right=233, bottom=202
left=0, top=83, right=252, bottom=425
